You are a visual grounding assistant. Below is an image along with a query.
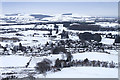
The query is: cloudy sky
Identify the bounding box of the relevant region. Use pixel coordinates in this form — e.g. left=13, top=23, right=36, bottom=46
left=2, top=2, right=118, bottom=17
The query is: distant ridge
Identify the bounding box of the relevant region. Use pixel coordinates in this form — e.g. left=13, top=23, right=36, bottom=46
left=62, top=13, right=72, bottom=15
left=30, top=14, right=53, bottom=19
left=5, top=13, right=21, bottom=16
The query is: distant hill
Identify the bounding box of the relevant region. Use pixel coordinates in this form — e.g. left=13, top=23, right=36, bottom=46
left=30, top=14, right=53, bottom=20
left=62, top=13, right=72, bottom=15
left=5, top=13, right=21, bottom=16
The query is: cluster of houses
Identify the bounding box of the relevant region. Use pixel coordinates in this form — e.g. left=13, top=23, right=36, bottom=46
left=0, top=22, right=120, bottom=55
left=0, top=32, right=118, bottom=56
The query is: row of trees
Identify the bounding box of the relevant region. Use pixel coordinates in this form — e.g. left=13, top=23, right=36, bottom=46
left=69, top=24, right=118, bottom=31
left=78, top=32, right=102, bottom=42
left=35, top=58, right=117, bottom=76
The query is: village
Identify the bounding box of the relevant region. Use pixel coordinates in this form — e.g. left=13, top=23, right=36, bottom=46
left=0, top=19, right=119, bottom=79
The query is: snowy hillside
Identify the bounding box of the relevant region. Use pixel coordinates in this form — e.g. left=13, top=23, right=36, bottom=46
left=35, top=67, right=117, bottom=78
left=0, top=13, right=119, bottom=79
left=0, top=51, right=118, bottom=78
left=0, top=52, right=118, bottom=67
left=41, top=13, right=95, bottom=22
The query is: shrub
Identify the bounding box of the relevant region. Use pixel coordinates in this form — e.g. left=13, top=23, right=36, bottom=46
left=35, top=58, right=52, bottom=74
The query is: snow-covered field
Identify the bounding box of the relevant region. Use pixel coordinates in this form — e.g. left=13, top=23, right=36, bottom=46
left=95, top=22, right=118, bottom=28
left=0, top=22, right=118, bottom=78
left=0, top=51, right=118, bottom=78
left=0, top=24, right=35, bottom=29
left=37, top=67, right=118, bottom=78
left=0, top=52, right=117, bottom=67
left=101, top=37, right=115, bottom=45
left=0, top=66, right=118, bottom=78
left=0, top=55, right=30, bottom=67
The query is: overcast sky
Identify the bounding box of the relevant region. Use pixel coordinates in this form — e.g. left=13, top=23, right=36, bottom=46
left=2, top=2, right=118, bottom=17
